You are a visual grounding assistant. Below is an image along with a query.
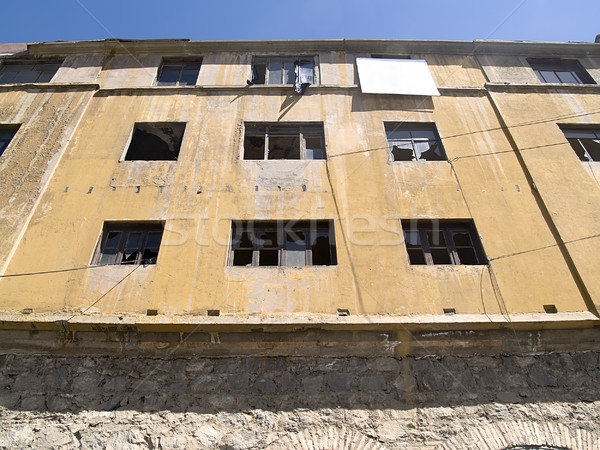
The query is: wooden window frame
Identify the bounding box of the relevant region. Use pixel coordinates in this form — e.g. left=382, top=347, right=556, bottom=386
left=156, top=60, right=202, bottom=87
left=528, top=58, right=595, bottom=85
left=230, top=220, right=336, bottom=267
left=243, top=123, right=326, bottom=160
left=560, top=127, right=600, bottom=162
left=402, top=220, right=486, bottom=266
left=384, top=122, right=447, bottom=162
left=93, top=222, right=164, bottom=266
left=251, top=56, right=315, bottom=86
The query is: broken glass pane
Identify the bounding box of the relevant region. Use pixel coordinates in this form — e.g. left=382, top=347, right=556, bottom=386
left=259, top=249, right=278, bottom=266
left=268, top=62, right=282, bottom=84
left=305, top=136, right=325, bottom=160
left=391, top=141, right=413, bottom=161
left=283, top=61, right=295, bottom=84
left=311, top=231, right=332, bottom=265
left=233, top=249, right=253, bottom=266
left=580, top=138, right=600, bottom=161
left=252, top=63, right=266, bottom=84
left=419, top=141, right=445, bottom=161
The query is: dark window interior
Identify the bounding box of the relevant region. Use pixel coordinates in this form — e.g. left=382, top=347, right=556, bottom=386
left=94, top=223, right=164, bottom=266
left=243, top=124, right=325, bottom=160
left=157, top=61, right=201, bottom=86
left=561, top=127, right=600, bottom=162
left=124, top=122, right=186, bottom=161
left=528, top=58, right=595, bottom=85
left=0, top=62, right=61, bottom=84
left=385, top=123, right=446, bottom=161
left=0, top=125, right=19, bottom=157
left=230, top=221, right=336, bottom=267
left=402, top=220, right=486, bottom=265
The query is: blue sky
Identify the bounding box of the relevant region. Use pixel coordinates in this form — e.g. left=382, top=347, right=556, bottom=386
left=1, top=0, right=599, bottom=44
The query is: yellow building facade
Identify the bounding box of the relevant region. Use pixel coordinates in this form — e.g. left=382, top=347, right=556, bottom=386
left=0, top=39, right=599, bottom=448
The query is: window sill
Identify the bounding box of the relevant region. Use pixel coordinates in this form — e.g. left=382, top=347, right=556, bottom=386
left=0, top=82, right=100, bottom=91
left=486, top=82, right=600, bottom=93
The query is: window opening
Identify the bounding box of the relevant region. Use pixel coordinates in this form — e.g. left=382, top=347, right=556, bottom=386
left=251, top=57, right=315, bottom=94
left=0, top=61, right=61, bottom=84
left=230, top=221, right=336, bottom=267
left=156, top=61, right=201, bottom=86
left=243, top=124, right=325, bottom=160
left=124, top=122, right=186, bottom=161
left=0, top=125, right=19, bottom=158
left=385, top=123, right=446, bottom=161
left=402, top=220, right=486, bottom=265
left=94, top=223, right=164, bottom=266
left=528, top=58, right=595, bottom=85
left=560, top=127, right=600, bottom=162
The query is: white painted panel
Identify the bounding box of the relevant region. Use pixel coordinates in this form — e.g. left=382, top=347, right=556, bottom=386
left=356, top=58, right=440, bottom=96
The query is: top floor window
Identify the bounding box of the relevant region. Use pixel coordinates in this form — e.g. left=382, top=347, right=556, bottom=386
left=528, top=58, right=595, bottom=85
left=561, top=127, right=600, bottom=162
left=0, top=61, right=61, bottom=84
left=385, top=122, right=446, bottom=161
left=251, top=56, right=314, bottom=94
left=156, top=61, right=201, bottom=86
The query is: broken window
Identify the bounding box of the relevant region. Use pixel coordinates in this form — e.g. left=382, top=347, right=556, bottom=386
left=402, top=220, right=486, bottom=265
left=243, top=124, right=326, bottom=160
left=124, top=122, right=186, bottom=161
left=230, top=220, right=336, bottom=267
left=0, top=61, right=61, bottom=84
left=385, top=123, right=446, bottom=161
left=528, top=58, right=595, bottom=85
left=251, top=57, right=315, bottom=94
left=0, top=125, right=19, bottom=158
left=156, top=61, right=201, bottom=86
left=561, top=127, right=600, bottom=162
left=93, top=222, right=164, bottom=266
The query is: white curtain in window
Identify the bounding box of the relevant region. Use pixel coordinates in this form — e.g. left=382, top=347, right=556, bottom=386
left=356, top=58, right=440, bottom=96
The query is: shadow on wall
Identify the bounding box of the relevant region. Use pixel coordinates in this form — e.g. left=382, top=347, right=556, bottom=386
left=0, top=351, right=599, bottom=414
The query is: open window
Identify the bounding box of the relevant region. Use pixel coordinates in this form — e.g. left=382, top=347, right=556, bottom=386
left=124, top=122, right=186, bottom=161
left=560, top=127, right=600, bottom=162
left=243, top=123, right=326, bottom=160
left=93, top=222, right=164, bottom=266
left=528, top=58, right=595, bottom=85
left=402, top=220, right=486, bottom=265
left=156, top=61, right=201, bottom=86
left=230, top=220, right=336, bottom=267
left=385, top=122, right=446, bottom=161
left=0, top=61, right=62, bottom=84
left=250, top=56, right=314, bottom=94
left=0, top=125, right=19, bottom=158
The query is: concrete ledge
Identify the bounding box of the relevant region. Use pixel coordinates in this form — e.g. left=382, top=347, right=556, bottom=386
left=486, top=81, right=600, bottom=93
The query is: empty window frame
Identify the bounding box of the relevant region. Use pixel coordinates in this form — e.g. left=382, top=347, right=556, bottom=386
left=402, top=220, right=486, bottom=265
left=0, top=125, right=19, bottom=157
left=251, top=56, right=314, bottom=94
left=156, top=61, right=201, bottom=86
left=230, top=220, right=336, bottom=267
left=0, top=62, right=61, bottom=84
left=528, top=58, right=595, bottom=85
left=243, top=124, right=326, bottom=160
left=385, top=123, right=446, bottom=161
left=93, top=223, right=164, bottom=266
left=561, top=127, right=600, bottom=162
left=124, top=122, right=186, bottom=161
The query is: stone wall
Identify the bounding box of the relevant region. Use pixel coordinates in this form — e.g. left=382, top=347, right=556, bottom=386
left=1, top=351, right=599, bottom=448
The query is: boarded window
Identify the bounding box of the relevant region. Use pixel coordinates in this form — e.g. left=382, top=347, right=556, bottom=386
left=93, top=222, right=164, bottom=266
left=124, top=122, right=186, bottom=161
left=356, top=58, right=440, bottom=96
left=243, top=124, right=325, bottom=160
left=385, top=123, right=446, bottom=161
left=230, top=220, right=336, bottom=267
left=402, top=220, right=486, bottom=265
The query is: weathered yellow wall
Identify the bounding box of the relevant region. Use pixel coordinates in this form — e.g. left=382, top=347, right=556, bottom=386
left=0, top=43, right=597, bottom=324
